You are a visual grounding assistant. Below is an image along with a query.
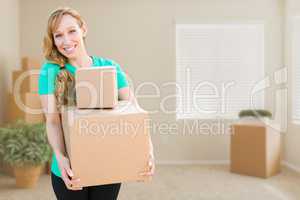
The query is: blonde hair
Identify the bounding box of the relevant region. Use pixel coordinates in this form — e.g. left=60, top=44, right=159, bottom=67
left=43, top=7, right=85, bottom=66
left=43, top=7, right=83, bottom=111
left=55, top=69, right=76, bottom=112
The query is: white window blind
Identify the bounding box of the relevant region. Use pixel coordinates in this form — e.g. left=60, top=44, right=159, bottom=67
left=291, top=18, right=300, bottom=123
left=176, top=24, right=265, bottom=119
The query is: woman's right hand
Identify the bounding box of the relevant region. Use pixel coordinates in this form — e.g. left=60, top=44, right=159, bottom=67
left=56, top=154, right=82, bottom=190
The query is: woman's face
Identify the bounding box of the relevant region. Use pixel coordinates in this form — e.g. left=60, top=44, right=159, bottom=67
left=53, top=14, right=86, bottom=60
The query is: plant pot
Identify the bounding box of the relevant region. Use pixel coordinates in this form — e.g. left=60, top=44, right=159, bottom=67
left=14, top=165, right=43, bottom=188
left=47, top=161, right=51, bottom=175
left=0, top=160, right=14, bottom=177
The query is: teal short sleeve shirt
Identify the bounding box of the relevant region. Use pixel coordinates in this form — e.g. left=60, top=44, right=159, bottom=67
left=38, top=56, right=129, bottom=177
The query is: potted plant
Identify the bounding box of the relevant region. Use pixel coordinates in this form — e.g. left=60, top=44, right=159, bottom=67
left=0, top=126, right=8, bottom=173
left=0, top=121, right=51, bottom=188
left=0, top=123, right=15, bottom=176
left=238, top=109, right=272, bottom=119
left=238, top=109, right=272, bottom=124
left=239, top=109, right=272, bottom=119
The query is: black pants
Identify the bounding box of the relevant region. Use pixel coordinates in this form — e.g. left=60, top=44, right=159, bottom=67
left=51, top=172, right=121, bottom=200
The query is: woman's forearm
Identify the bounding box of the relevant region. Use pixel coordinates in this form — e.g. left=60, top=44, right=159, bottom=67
left=46, top=120, right=67, bottom=159
left=119, top=87, right=139, bottom=105
left=149, top=137, right=154, bottom=158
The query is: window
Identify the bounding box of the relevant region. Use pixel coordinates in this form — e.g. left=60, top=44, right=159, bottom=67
left=176, top=23, right=265, bottom=119
left=291, top=17, right=300, bottom=123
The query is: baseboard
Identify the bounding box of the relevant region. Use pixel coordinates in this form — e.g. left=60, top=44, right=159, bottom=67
left=156, top=160, right=230, bottom=165
left=282, top=161, right=300, bottom=173
left=155, top=160, right=300, bottom=175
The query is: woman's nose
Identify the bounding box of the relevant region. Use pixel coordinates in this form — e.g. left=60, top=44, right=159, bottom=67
left=61, top=35, right=72, bottom=45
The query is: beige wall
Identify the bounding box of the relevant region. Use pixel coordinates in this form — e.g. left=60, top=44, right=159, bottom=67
left=284, top=0, right=300, bottom=169
left=19, top=0, right=284, bottom=163
left=0, top=0, right=20, bottom=124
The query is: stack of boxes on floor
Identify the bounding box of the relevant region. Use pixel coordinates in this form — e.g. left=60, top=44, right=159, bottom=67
left=7, top=57, right=44, bottom=123
left=61, top=67, right=151, bottom=187
left=1, top=57, right=49, bottom=176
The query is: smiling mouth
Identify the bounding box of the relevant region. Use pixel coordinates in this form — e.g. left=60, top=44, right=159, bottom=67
left=63, top=44, right=77, bottom=54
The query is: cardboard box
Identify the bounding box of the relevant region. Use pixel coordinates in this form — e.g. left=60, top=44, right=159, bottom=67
left=21, top=57, right=41, bottom=70
left=61, top=101, right=151, bottom=187
left=12, top=70, right=39, bottom=93
left=230, top=120, right=281, bottom=178
left=6, top=93, right=45, bottom=124
left=75, top=67, right=118, bottom=109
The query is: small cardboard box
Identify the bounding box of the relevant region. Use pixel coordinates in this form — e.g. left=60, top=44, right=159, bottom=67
left=61, top=101, right=151, bottom=187
left=21, top=57, right=41, bottom=70
left=6, top=93, right=45, bottom=124
left=12, top=70, right=39, bottom=93
left=230, top=120, right=281, bottom=178
left=75, top=67, right=118, bottom=109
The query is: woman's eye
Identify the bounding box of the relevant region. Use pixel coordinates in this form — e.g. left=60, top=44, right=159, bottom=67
left=54, top=34, right=62, bottom=38
left=69, top=29, right=76, bottom=33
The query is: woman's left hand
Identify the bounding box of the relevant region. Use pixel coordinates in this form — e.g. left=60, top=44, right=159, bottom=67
left=139, top=152, right=155, bottom=180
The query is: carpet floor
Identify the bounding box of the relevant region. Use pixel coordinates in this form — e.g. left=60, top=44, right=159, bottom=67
left=0, top=165, right=300, bottom=200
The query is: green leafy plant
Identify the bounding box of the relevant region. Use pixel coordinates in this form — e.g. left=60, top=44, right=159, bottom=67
left=0, top=121, right=51, bottom=167
left=238, top=109, right=272, bottom=119
left=0, top=125, right=11, bottom=160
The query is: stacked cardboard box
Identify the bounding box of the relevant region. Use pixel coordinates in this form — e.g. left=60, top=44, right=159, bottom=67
left=21, top=57, right=41, bottom=71
left=11, top=69, right=39, bottom=93
left=7, top=93, right=44, bottom=123
left=230, top=120, right=281, bottom=178
left=62, top=101, right=151, bottom=186
left=6, top=57, right=44, bottom=124
left=2, top=57, right=48, bottom=176
left=75, top=67, right=118, bottom=108
left=62, top=67, right=151, bottom=187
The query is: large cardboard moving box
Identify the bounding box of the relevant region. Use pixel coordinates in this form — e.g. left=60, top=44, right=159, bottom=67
left=6, top=93, right=44, bottom=124
left=61, top=101, right=150, bottom=187
left=75, top=67, right=118, bottom=109
left=230, top=120, right=281, bottom=178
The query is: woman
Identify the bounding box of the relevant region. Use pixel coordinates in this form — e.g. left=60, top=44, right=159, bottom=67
left=38, top=7, right=155, bottom=200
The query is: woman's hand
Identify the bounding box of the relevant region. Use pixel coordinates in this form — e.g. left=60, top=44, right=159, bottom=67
left=139, top=152, right=155, bottom=180
left=56, top=153, right=82, bottom=190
